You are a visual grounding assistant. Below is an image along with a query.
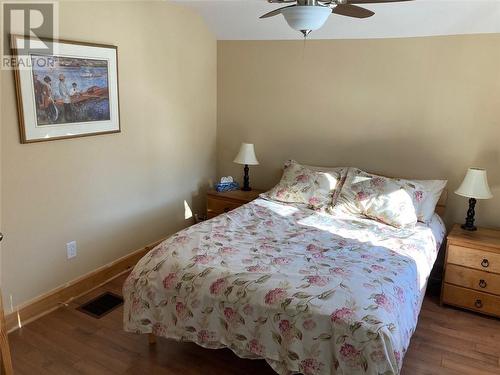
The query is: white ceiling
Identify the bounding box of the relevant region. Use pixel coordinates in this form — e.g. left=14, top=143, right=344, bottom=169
left=172, top=0, right=500, bottom=40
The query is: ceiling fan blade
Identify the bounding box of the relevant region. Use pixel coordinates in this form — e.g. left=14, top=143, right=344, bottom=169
left=260, top=5, right=296, bottom=19
left=348, top=0, right=413, bottom=4
left=333, top=4, right=374, bottom=18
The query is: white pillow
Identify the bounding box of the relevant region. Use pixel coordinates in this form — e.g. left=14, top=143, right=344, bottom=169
left=396, top=178, right=447, bottom=223
left=331, top=168, right=424, bottom=228
left=364, top=184, right=418, bottom=228
left=262, top=160, right=340, bottom=210
left=302, top=164, right=350, bottom=205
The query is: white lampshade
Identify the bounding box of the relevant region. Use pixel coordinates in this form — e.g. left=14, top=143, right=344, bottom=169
left=455, top=168, right=493, bottom=200
left=233, top=143, right=259, bottom=166
left=281, top=6, right=331, bottom=33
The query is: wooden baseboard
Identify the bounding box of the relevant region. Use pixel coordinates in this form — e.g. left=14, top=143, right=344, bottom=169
left=5, top=238, right=165, bottom=333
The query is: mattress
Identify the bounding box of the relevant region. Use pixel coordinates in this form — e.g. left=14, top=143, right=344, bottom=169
left=123, top=198, right=445, bottom=375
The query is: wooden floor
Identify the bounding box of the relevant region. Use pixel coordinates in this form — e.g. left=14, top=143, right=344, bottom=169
left=9, top=274, right=500, bottom=375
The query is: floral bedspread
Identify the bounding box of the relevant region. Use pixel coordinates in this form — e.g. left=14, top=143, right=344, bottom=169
left=123, top=198, right=445, bottom=375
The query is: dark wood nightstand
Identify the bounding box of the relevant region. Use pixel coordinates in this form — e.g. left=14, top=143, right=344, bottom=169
left=441, top=224, right=500, bottom=317
left=206, top=189, right=264, bottom=219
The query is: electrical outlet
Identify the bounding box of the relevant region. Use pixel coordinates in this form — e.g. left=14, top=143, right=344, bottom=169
left=66, top=241, right=77, bottom=259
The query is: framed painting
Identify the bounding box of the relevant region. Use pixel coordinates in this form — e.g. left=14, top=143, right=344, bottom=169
left=11, top=35, right=120, bottom=143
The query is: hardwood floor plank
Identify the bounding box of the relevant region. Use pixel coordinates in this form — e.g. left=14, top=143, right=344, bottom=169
left=25, top=317, right=131, bottom=374
left=410, top=328, right=499, bottom=366
left=475, top=342, right=500, bottom=358
left=18, top=345, right=79, bottom=375
left=72, top=359, right=118, bottom=375
left=402, top=361, right=463, bottom=375
left=441, top=358, right=500, bottom=375
left=441, top=351, right=499, bottom=373
left=9, top=274, right=500, bottom=375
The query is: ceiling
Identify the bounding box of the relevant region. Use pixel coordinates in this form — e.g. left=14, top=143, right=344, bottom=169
left=172, top=0, right=500, bottom=40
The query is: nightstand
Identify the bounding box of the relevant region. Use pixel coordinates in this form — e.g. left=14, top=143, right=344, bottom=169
left=207, top=189, right=264, bottom=219
left=441, top=224, right=500, bottom=317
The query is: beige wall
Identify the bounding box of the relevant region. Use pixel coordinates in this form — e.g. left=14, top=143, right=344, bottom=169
left=1, top=1, right=217, bottom=307
left=217, top=35, right=500, bottom=229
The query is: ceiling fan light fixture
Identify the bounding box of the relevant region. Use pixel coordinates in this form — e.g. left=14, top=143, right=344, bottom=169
left=281, top=6, right=331, bottom=34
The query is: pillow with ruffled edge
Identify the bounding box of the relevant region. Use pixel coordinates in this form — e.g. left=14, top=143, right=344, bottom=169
left=262, top=160, right=341, bottom=210
left=301, top=164, right=350, bottom=206
left=331, top=168, right=426, bottom=228
left=395, top=178, right=447, bottom=224
left=364, top=182, right=419, bottom=228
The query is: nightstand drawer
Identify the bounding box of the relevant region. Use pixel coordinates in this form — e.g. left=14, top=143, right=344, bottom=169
left=447, top=244, right=500, bottom=274
left=207, top=198, right=241, bottom=216
left=444, top=264, right=500, bottom=295
left=206, top=189, right=264, bottom=220
left=442, top=284, right=500, bottom=317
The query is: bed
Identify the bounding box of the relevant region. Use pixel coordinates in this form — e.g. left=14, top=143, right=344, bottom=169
left=123, top=192, right=446, bottom=375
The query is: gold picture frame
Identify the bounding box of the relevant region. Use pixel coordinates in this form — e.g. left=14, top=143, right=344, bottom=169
left=11, top=35, right=121, bottom=143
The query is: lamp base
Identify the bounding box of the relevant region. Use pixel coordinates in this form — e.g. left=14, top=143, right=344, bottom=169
left=461, top=223, right=477, bottom=231
left=241, top=164, right=251, bottom=191
left=461, top=198, right=477, bottom=231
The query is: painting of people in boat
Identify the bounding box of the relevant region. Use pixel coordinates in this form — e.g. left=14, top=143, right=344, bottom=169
left=31, top=55, right=111, bottom=126
left=11, top=35, right=120, bottom=143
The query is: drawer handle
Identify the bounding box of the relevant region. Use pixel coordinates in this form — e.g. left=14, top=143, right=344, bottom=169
left=481, top=259, right=489, bottom=268
left=479, top=279, right=487, bottom=288
left=475, top=299, right=483, bottom=309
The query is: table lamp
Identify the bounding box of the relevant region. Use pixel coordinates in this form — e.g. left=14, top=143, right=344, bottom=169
left=455, top=168, right=493, bottom=231
left=233, top=143, right=259, bottom=191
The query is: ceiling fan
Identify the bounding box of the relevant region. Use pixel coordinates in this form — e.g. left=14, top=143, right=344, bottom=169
left=260, top=0, right=414, bottom=37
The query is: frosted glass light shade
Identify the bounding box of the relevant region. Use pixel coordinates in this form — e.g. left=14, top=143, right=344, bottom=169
left=233, top=143, right=259, bottom=165
left=455, top=168, right=493, bottom=200
left=281, top=6, right=331, bottom=32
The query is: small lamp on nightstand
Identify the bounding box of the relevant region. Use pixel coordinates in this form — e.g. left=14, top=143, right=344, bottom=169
left=455, top=167, right=493, bottom=231
left=233, top=143, right=259, bottom=191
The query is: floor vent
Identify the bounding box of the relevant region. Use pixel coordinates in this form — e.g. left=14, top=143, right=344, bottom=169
left=77, top=292, right=123, bottom=319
